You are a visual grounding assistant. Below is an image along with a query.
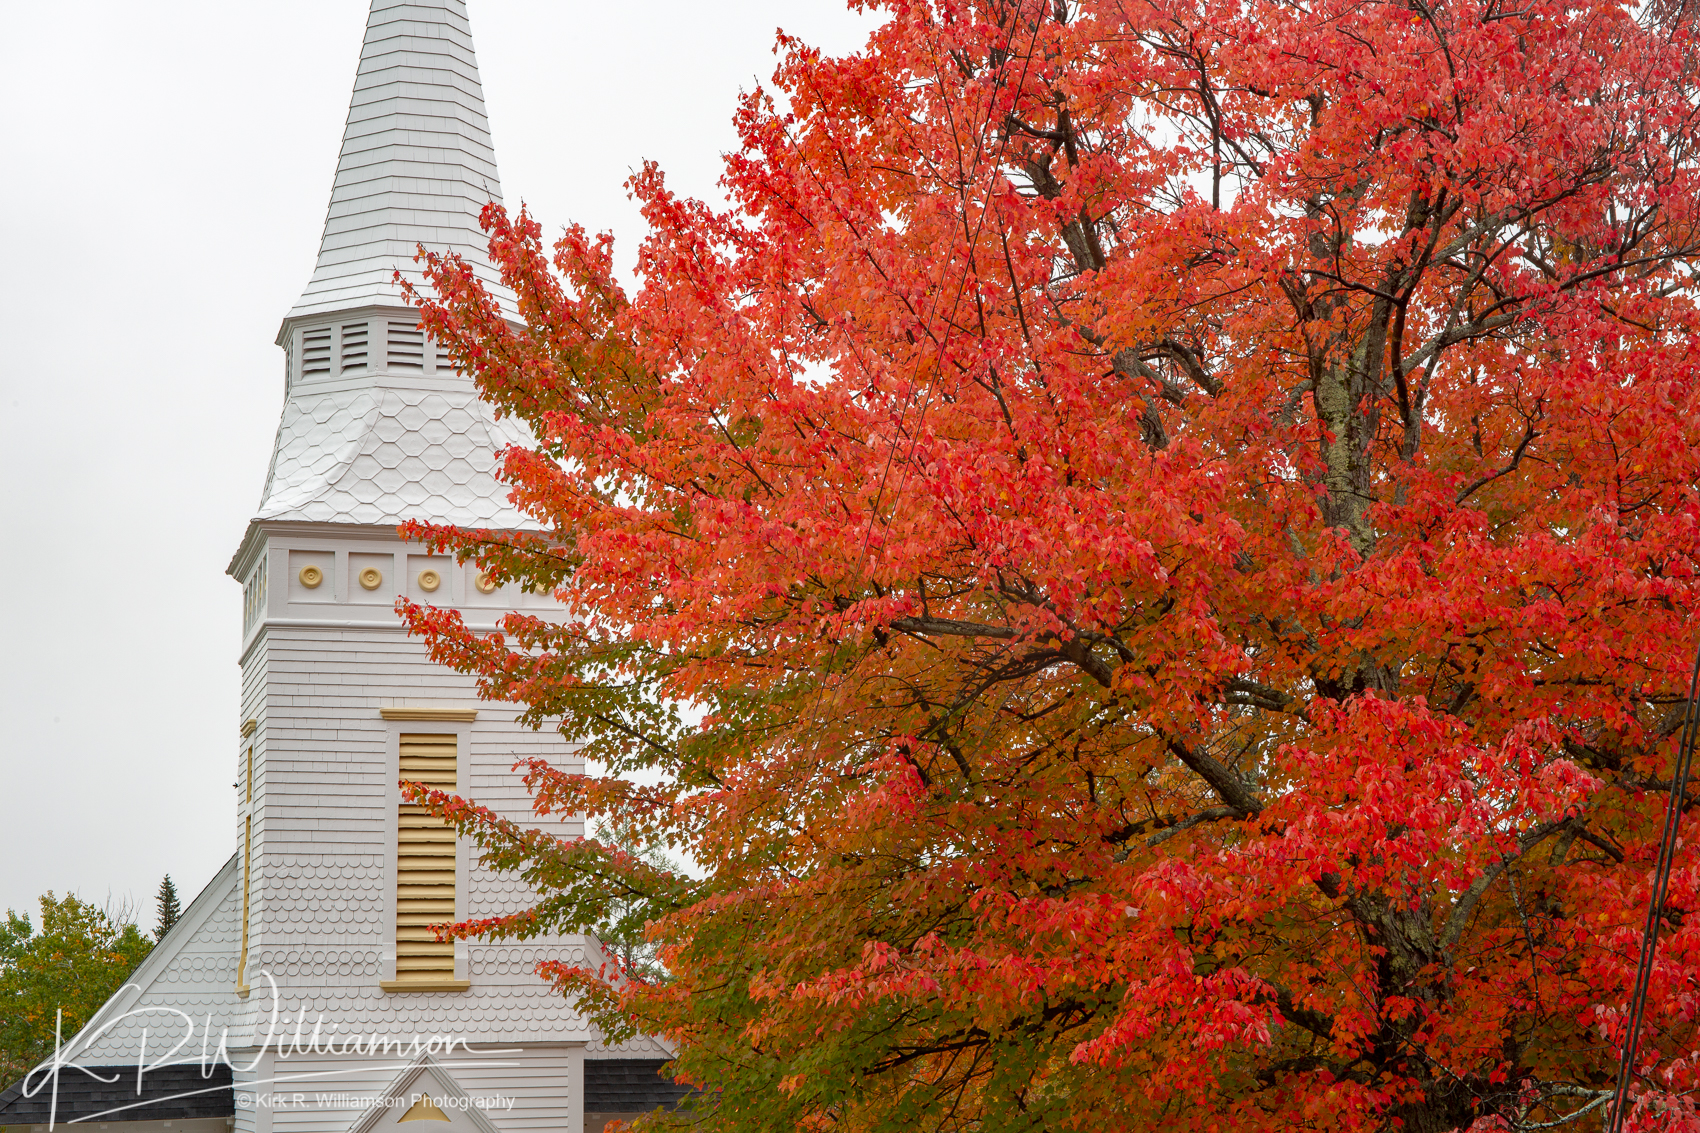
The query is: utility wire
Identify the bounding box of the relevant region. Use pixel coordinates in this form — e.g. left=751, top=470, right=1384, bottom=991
left=1609, top=640, right=1700, bottom=1133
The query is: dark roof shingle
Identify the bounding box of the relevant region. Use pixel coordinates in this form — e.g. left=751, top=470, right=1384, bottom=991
left=584, top=1059, right=694, bottom=1113
left=0, top=1064, right=234, bottom=1125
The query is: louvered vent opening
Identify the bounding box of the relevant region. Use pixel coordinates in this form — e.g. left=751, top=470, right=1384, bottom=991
left=239, top=812, right=252, bottom=989
left=301, top=328, right=332, bottom=377
left=388, top=322, right=425, bottom=371
left=340, top=322, right=369, bottom=372
left=397, top=734, right=457, bottom=981
left=242, top=565, right=267, bottom=631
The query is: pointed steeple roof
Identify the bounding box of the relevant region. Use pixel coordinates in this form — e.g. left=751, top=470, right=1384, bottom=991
left=234, top=0, right=534, bottom=541
left=287, top=0, right=514, bottom=322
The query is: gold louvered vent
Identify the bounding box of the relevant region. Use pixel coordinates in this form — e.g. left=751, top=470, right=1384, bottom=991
left=396, top=734, right=457, bottom=981
left=302, top=327, right=332, bottom=377
left=340, top=322, right=369, bottom=372
left=388, top=322, right=425, bottom=371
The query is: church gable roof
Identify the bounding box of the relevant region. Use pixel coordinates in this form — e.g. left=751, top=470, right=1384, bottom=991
left=66, top=854, right=246, bottom=1065
left=289, top=0, right=515, bottom=322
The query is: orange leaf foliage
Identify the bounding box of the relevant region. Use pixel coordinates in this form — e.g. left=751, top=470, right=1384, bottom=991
left=397, top=1, right=1700, bottom=1129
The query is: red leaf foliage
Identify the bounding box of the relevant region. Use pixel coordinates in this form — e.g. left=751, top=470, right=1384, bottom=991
left=395, top=1, right=1700, bottom=1129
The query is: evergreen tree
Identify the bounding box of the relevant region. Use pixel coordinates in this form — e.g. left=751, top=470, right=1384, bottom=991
left=584, top=820, right=675, bottom=985
left=153, top=875, right=180, bottom=941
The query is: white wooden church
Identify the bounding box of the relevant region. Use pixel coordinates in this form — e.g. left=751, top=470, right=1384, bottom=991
left=0, top=3, right=683, bottom=1133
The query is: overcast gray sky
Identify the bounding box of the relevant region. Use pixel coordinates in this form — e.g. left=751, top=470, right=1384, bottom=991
left=0, top=0, right=879, bottom=922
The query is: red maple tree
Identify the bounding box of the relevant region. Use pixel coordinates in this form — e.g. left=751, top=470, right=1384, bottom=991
left=398, top=0, right=1700, bottom=1128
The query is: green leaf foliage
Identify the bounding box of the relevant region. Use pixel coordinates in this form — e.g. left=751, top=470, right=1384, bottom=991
left=0, top=893, right=152, bottom=1085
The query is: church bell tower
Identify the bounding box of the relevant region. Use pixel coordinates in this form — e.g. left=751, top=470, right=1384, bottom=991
left=218, top=4, right=612, bottom=1126
left=3, top=8, right=684, bottom=1133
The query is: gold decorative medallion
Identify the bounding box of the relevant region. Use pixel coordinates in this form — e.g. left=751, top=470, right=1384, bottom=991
left=359, top=567, right=383, bottom=590
left=475, top=572, right=497, bottom=594
left=418, top=569, right=441, bottom=592
left=298, top=565, right=323, bottom=589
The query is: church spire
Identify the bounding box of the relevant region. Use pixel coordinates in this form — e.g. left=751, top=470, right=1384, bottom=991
left=241, top=0, right=532, bottom=533
left=288, top=0, right=511, bottom=322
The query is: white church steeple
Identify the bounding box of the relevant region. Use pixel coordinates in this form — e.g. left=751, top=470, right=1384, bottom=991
left=290, top=0, right=514, bottom=321
left=248, top=0, right=531, bottom=533
left=9, top=7, right=679, bottom=1133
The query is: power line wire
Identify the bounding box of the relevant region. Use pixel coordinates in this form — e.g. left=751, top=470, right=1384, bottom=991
left=1609, top=640, right=1700, bottom=1133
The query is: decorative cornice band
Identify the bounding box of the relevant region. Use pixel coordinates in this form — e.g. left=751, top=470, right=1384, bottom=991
left=379, top=707, right=478, bottom=722
left=258, top=618, right=509, bottom=632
